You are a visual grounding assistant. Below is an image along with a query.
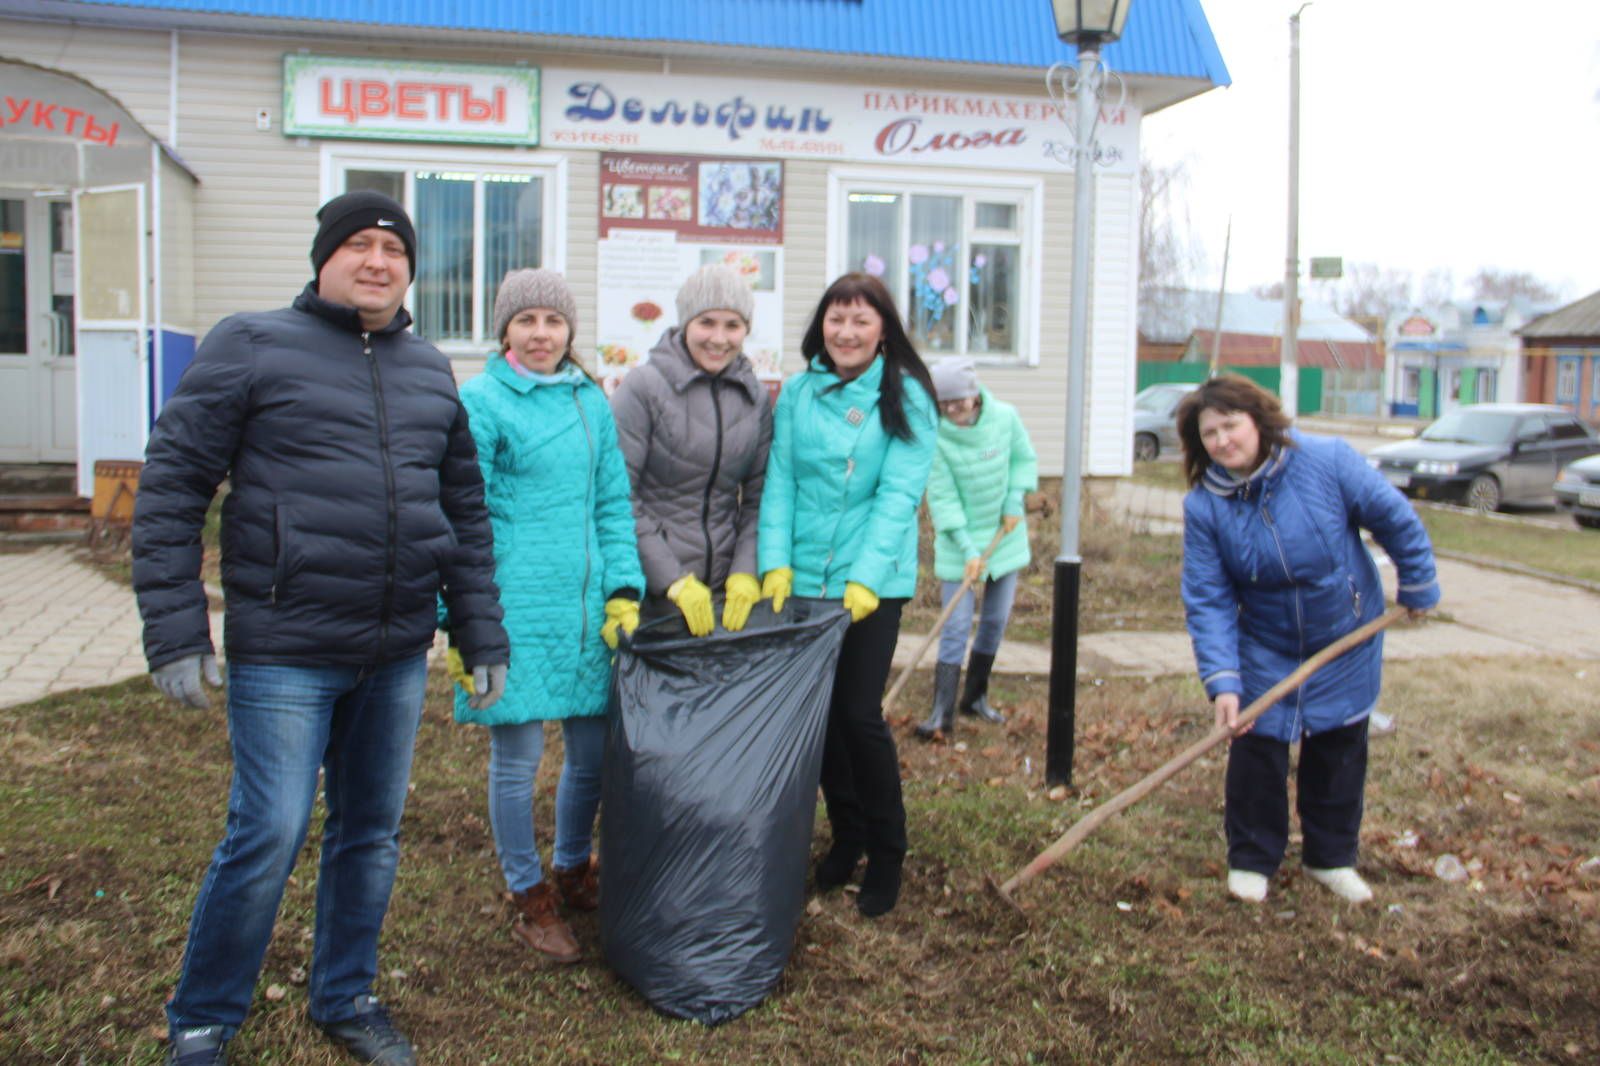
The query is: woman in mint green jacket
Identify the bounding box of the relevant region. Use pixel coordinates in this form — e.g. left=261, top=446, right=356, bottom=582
left=914, top=358, right=1039, bottom=740
left=758, top=272, right=936, bottom=919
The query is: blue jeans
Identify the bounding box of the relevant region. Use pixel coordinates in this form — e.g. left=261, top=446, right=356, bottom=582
left=488, top=716, right=607, bottom=892
left=166, top=654, right=428, bottom=1037
left=936, top=571, right=1019, bottom=665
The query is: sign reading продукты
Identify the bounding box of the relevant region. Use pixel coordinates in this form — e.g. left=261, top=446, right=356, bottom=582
left=281, top=56, right=539, bottom=146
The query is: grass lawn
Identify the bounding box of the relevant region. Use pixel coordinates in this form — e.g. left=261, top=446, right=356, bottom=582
left=1414, top=506, right=1600, bottom=585
left=4, top=650, right=1598, bottom=1063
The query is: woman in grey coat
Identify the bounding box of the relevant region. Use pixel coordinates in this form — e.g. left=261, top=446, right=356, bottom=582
left=611, top=264, right=773, bottom=634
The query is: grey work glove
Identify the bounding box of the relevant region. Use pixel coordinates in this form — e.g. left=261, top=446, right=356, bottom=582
left=468, top=663, right=508, bottom=712
left=152, top=653, right=222, bottom=709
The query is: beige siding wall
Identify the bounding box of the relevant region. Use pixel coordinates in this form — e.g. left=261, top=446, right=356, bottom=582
left=4, top=17, right=1144, bottom=475
left=2, top=19, right=174, bottom=140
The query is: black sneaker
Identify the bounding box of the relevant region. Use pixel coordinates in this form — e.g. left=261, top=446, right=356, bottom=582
left=167, top=1025, right=228, bottom=1065
left=317, top=995, right=416, bottom=1065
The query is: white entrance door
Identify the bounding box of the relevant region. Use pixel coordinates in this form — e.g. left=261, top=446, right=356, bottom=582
left=73, top=184, right=148, bottom=497
left=0, top=192, right=76, bottom=462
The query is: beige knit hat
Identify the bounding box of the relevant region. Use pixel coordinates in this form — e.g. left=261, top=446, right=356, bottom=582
left=493, top=268, right=577, bottom=343
left=676, top=264, right=754, bottom=327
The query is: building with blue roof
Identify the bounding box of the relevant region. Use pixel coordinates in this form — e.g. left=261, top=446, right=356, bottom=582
left=2, top=0, right=1228, bottom=486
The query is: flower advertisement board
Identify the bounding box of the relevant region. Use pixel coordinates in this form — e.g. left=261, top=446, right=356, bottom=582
left=596, top=152, right=785, bottom=390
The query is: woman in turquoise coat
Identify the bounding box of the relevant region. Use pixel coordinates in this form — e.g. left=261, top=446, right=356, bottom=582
left=758, top=272, right=937, bottom=918
left=915, top=357, right=1039, bottom=740
left=452, top=268, right=643, bottom=963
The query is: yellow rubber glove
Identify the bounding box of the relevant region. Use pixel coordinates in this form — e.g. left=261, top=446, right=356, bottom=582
left=445, top=646, right=475, bottom=695
left=722, top=572, right=761, bottom=632
left=843, top=582, right=879, bottom=623
left=666, top=574, right=715, bottom=636
left=601, top=597, right=640, bottom=650
left=761, top=567, right=793, bottom=614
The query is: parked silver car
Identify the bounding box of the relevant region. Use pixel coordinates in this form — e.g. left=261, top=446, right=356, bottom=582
left=1132, top=383, right=1197, bottom=461
left=1554, top=452, right=1600, bottom=530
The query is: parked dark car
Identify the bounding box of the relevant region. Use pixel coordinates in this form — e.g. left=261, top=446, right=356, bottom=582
left=1554, top=452, right=1600, bottom=530
left=1366, top=404, right=1600, bottom=512
left=1132, top=382, right=1197, bottom=461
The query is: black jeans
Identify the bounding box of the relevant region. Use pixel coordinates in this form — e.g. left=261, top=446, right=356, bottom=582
left=1224, top=719, right=1368, bottom=876
left=818, top=598, right=908, bottom=862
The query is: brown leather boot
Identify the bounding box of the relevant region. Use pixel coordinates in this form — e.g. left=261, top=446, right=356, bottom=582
left=507, top=882, right=580, bottom=964
left=552, top=855, right=600, bottom=912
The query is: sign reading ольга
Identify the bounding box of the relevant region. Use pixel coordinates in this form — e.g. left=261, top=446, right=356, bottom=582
left=541, top=68, right=1139, bottom=174
left=282, top=55, right=539, bottom=146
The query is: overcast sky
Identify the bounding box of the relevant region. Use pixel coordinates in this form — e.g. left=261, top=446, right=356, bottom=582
left=1140, top=0, right=1600, bottom=304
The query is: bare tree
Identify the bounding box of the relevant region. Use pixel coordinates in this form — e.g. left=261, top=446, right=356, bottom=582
left=1466, top=268, right=1561, bottom=305
left=1139, top=156, right=1202, bottom=302
left=1332, top=262, right=1413, bottom=320
left=1417, top=268, right=1455, bottom=308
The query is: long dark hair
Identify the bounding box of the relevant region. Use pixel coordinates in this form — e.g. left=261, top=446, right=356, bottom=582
left=1175, top=374, right=1295, bottom=488
left=801, top=273, right=935, bottom=441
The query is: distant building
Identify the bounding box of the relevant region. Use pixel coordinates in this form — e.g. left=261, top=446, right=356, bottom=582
left=1517, top=290, right=1600, bottom=422
left=1136, top=289, right=1380, bottom=415
left=1385, top=299, right=1550, bottom=418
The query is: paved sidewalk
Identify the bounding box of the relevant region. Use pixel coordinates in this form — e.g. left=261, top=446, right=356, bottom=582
left=2, top=539, right=1593, bottom=710
left=0, top=546, right=223, bottom=709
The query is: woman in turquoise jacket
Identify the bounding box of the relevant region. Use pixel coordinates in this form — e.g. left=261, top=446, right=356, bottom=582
left=914, top=358, right=1039, bottom=740
left=452, top=268, right=644, bottom=963
left=758, top=272, right=937, bottom=918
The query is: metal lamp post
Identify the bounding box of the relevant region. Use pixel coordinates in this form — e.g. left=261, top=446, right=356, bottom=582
left=1043, top=0, right=1130, bottom=787
left=1282, top=4, right=1312, bottom=419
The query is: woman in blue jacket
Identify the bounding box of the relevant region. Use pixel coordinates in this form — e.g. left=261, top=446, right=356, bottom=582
left=1177, top=376, right=1438, bottom=906
left=758, top=272, right=937, bottom=918
left=451, top=268, right=644, bottom=962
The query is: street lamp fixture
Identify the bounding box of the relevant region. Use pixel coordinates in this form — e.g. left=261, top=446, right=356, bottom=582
left=1050, top=0, right=1131, bottom=44
left=1041, top=0, right=1130, bottom=787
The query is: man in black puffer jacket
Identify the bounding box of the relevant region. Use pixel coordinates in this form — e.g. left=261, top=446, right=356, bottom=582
left=132, top=192, right=508, bottom=1066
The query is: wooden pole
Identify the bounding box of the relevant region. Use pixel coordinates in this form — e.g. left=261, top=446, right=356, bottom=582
left=988, top=605, right=1406, bottom=911
left=881, top=528, right=1009, bottom=717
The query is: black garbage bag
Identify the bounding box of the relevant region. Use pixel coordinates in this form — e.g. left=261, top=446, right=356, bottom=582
left=600, top=598, right=851, bottom=1026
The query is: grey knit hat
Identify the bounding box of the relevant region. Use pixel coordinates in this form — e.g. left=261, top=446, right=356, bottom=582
left=930, top=357, right=980, bottom=402
left=676, top=264, right=754, bottom=327
left=493, top=268, right=577, bottom=343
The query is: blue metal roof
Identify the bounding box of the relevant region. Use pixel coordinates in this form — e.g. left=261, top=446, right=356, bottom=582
left=65, top=0, right=1230, bottom=85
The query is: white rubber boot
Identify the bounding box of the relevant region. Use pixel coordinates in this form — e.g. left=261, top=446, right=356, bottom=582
left=1304, top=866, right=1373, bottom=903
left=1227, top=869, right=1268, bottom=903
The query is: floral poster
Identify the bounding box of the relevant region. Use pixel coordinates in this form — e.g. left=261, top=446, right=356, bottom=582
left=595, top=153, right=785, bottom=392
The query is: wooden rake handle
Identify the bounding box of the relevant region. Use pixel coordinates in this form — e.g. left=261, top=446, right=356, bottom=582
left=991, top=604, right=1407, bottom=906
left=881, top=527, right=1011, bottom=717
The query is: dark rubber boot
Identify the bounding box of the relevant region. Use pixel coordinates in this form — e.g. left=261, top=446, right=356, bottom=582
left=914, top=661, right=962, bottom=740
left=959, top=652, right=1005, bottom=724
left=815, top=841, right=864, bottom=892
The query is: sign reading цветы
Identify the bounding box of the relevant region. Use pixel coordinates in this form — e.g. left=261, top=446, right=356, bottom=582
left=282, top=55, right=539, bottom=145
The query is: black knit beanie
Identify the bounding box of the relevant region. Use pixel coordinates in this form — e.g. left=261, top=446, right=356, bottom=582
left=310, top=191, right=417, bottom=279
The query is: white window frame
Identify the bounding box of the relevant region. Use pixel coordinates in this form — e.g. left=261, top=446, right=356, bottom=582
left=826, top=166, right=1043, bottom=367
left=320, top=144, right=567, bottom=356
left=1555, top=356, right=1579, bottom=403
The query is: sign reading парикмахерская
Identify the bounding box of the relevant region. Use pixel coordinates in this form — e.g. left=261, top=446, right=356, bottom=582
left=540, top=69, right=1138, bottom=174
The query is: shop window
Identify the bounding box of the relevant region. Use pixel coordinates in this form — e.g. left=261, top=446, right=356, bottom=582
left=838, top=177, right=1033, bottom=361
left=337, top=156, right=555, bottom=351
left=1555, top=357, right=1579, bottom=403
left=1401, top=367, right=1421, bottom=404
left=1476, top=369, right=1496, bottom=403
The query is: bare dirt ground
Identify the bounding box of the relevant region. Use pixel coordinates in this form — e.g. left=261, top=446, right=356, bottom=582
left=3, top=647, right=1597, bottom=1064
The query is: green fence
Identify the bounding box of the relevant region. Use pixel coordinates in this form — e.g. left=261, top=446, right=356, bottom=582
left=1137, top=363, right=1324, bottom=415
